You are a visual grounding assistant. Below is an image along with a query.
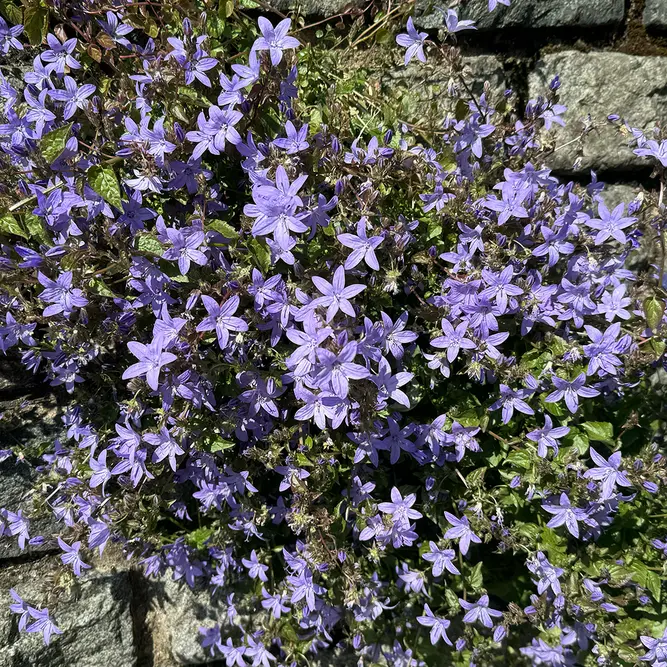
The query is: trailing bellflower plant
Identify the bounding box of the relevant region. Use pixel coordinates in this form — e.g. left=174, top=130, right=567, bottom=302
left=0, top=0, right=667, bottom=665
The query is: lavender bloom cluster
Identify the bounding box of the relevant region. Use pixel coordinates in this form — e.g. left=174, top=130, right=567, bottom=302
left=0, top=1, right=666, bottom=665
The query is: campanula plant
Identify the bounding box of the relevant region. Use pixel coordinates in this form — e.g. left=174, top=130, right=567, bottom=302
left=0, top=0, right=667, bottom=665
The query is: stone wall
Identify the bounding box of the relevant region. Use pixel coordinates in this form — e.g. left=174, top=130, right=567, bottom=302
left=315, top=0, right=667, bottom=206
left=2, top=1, right=667, bottom=666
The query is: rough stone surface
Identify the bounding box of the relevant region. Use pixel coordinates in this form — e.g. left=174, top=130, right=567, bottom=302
left=267, top=0, right=363, bottom=16
left=528, top=51, right=667, bottom=172
left=599, top=183, right=642, bottom=210
left=382, top=55, right=506, bottom=124
left=144, top=575, right=253, bottom=665
left=415, top=0, right=625, bottom=31
left=0, top=558, right=136, bottom=667
left=645, top=0, right=667, bottom=29
left=0, top=458, right=60, bottom=560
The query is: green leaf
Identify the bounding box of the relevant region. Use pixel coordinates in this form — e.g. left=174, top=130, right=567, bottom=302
left=88, top=277, right=116, bottom=298
left=455, top=408, right=481, bottom=427
left=467, top=561, right=483, bottom=591
left=207, top=219, right=239, bottom=240
left=374, top=27, right=391, bottom=44
left=136, top=234, right=163, bottom=256
left=0, top=213, right=27, bottom=239
left=506, top=450, right=531, bottom=469
left=88, top=165, right=122, bottom=210
left=644, top=296, right=665, bottom=332
left=466, top=466, right=487, bottom=487
left=539, top=526, right=568, bottom=565
left=248, top=238, right=271, bottom=273
left=187, top=526, right=214, bottom=549
left=222, top=0, right=235, bottom=18
left=582, top=422, right=614, bottom=445
left=569, top=432, right=589, bottom=456
left=426, top=219, right=442, bottom=241
left=630, top=561, right=662, bottom=602
left=23, top=1, right=48, bottom=46
left=209, top=438, right=235, bottom=453
left=651, top=338, right=666, bottom=358
left=40, top=124, right=72, bottom=163
left=279, top=622, right=300, bottom=643
left=0, top=1, right=23, bottom=25
left=544, top=398, right=566, bottom=417
left=23, top=212, right=51, bottom=245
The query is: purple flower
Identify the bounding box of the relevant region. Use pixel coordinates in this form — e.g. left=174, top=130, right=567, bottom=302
left=311, top=266, right=366, bottom=322
left=247, top=166, right=308, bottom=249
left=397, top=564, right=426, bottom=593
left=377, top=417, right=417, bottom=465
left=57, top=538, right=91, bottom=576
left=337, top=218, right=384, bottom=271
left=42, top=34, right=80, bottom=76
left=0, top=312, right=36, bottom=352
left=635, top=139, right=667, bottom=167
left=38, top=271, right=88, bottom=318
left=286, top=311, right=333, bottom=367
left=89, top=449, right=111, bottom=493
left=541, top=492, right=589, bottom=538
left=287, top=569, right=324, bottom=612
left=378, top=487, right=423, bottom=527
left=143, top=117, right=177, bottom=165
left=218, top=637, right=247, bottom=667
left=200, top=625, right=222, bottom=657
left=372, top=356, right=413, bottom=408
left=459, top=595, right=503, bottom=628
left=422, top=542, right=460, bottom=577
left=6, top=509, right=30, bottom=550
left=417, top=603, right=452, bottom=645
left=444, top=512, right=481, bottom=555
left=245, top=635, right=276, bottom=667
left=585, top=203, right=636, bottom=245
left=185, top=48, right=218, bottom=87
left=527, top=551, right=563, bottom=596
left=0, top=18, right=23, bottom=54
left=431, top=319, right=476, bottom=362
left=488, top=0, right=511, bottom=10
left=583, top=448, right=632, bottom=499
left=532, top=226, right=574, bottom=267
left=9, top=589, right=30, bottom=630
left=380, top=311, right=418, bottom=359
left=26, top=607, right=62, bottom=645
left=48, top=76, right=95, bottom=119
left=315, top=341, right=370, bottom=399
left=144, top=427, right=185, bottom=471
left=640, top=627, right=667, bottom=663
left=443, top=9, right=477, bottom=33
left=97, top=11, right=133, bottom=49
left=242, top=550, right=269, bottom=582
left=294, top=387, right=341, bottom=429
left=196, top=295, right=248, bottom=350
left=122, top=336, right=178, bottom=390
left=252, top=17, right=300, bottom=66
left=545, top=373, right=600, bottom=414
left=489, top=384, right=534, bottom=424
left=273, top=120, right=309, bottom=154
left=583, top=322, right=626, bottom=377
left=599, top=284, right=632, bottom=322
left=186, top=106, right=243, bottom=159
left=396, top=17, right=428, bottom=66
left=480, top=266, right=523, bottom=314
left=261, top=587, right=289, bottom=618
left=163, top=227, right=207, bottom=275
left=87, top=518, right=110, bottom=555
left=526, top=415, right=570, bottom=458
